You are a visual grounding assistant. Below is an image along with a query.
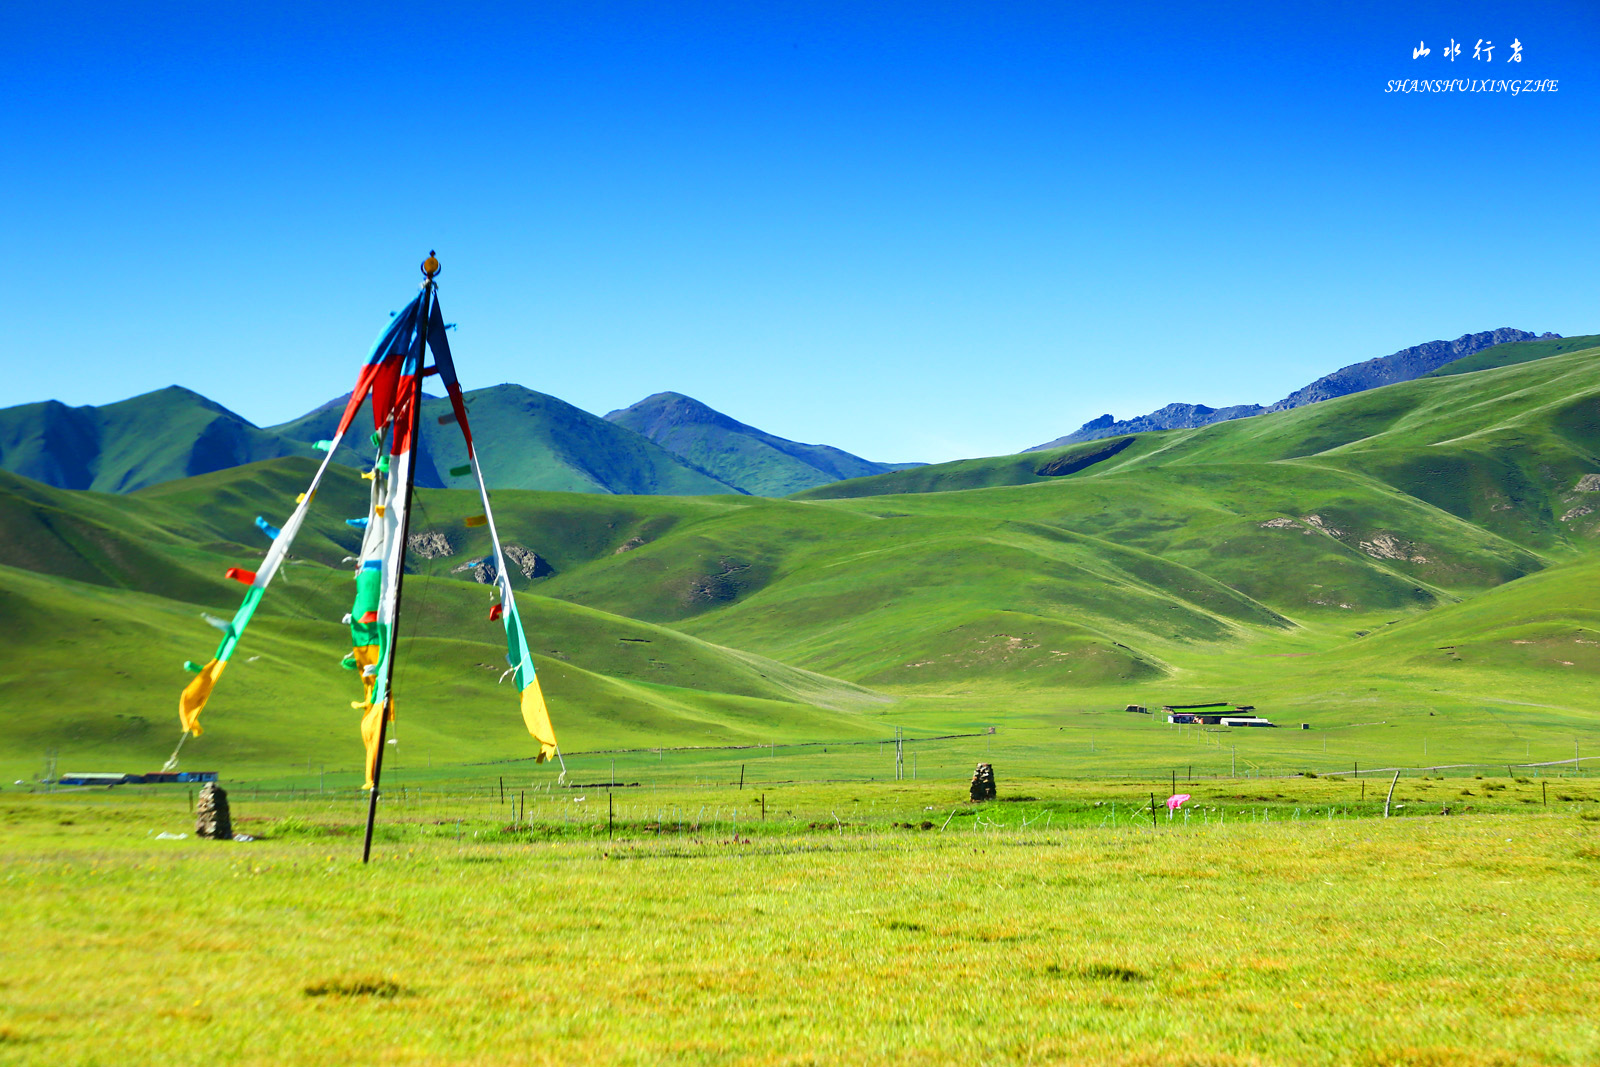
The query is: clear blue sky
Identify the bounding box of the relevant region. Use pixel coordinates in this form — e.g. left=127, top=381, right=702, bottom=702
left=3, top=1, right=1596, bottom=463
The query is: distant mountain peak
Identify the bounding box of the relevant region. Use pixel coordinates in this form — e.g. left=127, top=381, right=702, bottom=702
left=1027, top=328, right=1560, bottom=450
left=121, top=384, right=240, bottom=419
left=1265, top=328, right=1557, bottom=412
left=605, top=391, right=751, bottom=436
left=606, top=392, right=915, bottom=496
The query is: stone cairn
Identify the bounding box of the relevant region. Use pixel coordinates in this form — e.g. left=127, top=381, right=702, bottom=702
left=969, top=762, right=996, bottom=803
left=194, top=783, right=233, bottom=840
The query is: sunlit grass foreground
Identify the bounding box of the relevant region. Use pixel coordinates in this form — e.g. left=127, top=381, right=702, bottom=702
left=3, top=788, right=1599, bottom=1066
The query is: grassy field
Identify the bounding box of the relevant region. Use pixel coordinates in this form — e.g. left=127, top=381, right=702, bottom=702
left=9, top=344, right=1600, bottom=1065
left=5, top=783, right=1600, bottom=1066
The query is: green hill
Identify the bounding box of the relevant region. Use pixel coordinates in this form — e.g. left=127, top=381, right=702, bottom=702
left=0, top=387, right=303, bottom=492
left=797, top=341, right=1600, bottom=545
left=0, top=464, right=886, bottom=782
left=794, top=436, right=1144, bottom=499
left=604, top=391, right=913, bottom=495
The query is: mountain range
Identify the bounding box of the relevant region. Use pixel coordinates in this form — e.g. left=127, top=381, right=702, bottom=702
left=0, top=384, right=910, bottom=499
left=1026, top=328, right=1565, bottom=450
left=0, top=327, right=1590, bottom=500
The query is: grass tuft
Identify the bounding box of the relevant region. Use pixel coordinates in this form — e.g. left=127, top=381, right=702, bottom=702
left=1078, top=963, right=1149, bottom=982
left=1045, top=963, right=1149, bottom=982
left=303, top=977, right=407, bottom=999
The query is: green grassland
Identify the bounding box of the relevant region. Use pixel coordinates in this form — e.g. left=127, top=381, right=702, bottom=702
left=11, top=339, right=1600, bottom=1066
left=5, top=786, right=1600, bottom=1065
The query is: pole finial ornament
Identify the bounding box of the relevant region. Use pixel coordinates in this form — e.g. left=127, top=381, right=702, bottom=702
left=421, top=251, right=441, bottom=279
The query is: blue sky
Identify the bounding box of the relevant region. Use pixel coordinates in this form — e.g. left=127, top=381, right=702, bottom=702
left=3, top=1, right=1596, bottom=463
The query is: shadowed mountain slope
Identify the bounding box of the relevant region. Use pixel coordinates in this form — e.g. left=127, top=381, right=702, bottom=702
left=604, top=391, right=916, bottom=496
left=0, top=387, right=302, bottom=492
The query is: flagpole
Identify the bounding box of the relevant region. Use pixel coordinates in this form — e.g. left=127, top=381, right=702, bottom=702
left=362, top=252, right=439, bottom=864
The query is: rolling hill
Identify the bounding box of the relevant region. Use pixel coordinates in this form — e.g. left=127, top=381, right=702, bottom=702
left=0, top=463, right=885, bottom=779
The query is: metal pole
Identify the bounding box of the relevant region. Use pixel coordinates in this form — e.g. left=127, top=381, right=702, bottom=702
left=362, top=264, right=436, bottom=865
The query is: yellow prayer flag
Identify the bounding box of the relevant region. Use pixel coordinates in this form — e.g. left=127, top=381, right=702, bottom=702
left=359, top=696, right=396, bottom=790
left=352, top=644, right=381, bottom=704
left=178, top=658, right=228, bottom=737
left=519, top=676, right=558, bottom=763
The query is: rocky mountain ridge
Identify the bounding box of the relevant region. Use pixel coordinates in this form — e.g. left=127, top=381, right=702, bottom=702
left=1027, top=328, right=1559, bottom=450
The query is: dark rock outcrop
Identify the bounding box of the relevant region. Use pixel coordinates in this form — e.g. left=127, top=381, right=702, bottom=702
left=450, top=544, right=552, bottom=583
left=407, top=531, right=454, bottom=559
